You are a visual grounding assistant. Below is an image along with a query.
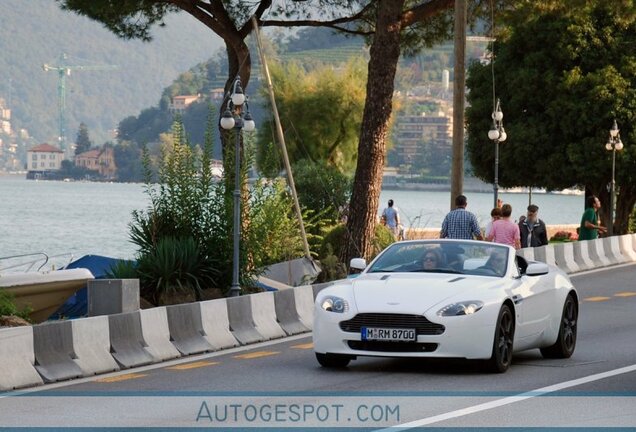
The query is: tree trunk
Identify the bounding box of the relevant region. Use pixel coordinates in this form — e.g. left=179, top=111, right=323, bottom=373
left=342, top=0, right=405, bottom=264
left=615, top=185, right=636, bottom=235
left=590, top=184, right=635, bottom=236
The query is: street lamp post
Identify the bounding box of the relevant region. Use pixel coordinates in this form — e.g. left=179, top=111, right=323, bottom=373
left=605, top=119, right=623, bottom=236
left=220, top=77, right=255, bottom=297
left=488, top=98, right=507, bottom=209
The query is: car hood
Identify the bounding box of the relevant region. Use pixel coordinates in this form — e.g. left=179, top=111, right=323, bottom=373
left=351, top=273, right=499, bottom=315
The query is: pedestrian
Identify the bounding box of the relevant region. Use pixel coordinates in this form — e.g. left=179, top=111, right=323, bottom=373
left=440, top=195, right=483, bottom=240
left=381, top=199, right=400, bottom=238
left=484, top=207, right=502, bottom=239
left=487, top=203, right=521, bottom=249
left=519, top=204, right=548, bottom=248
left=579, top=195, right=607, bottom=240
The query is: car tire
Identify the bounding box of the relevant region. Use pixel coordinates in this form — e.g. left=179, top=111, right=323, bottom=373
left=540, top=293, right=578, bottom=359
left=485, top=304, right=515, bottom=373
left=315, top=353, right=351, bottom=368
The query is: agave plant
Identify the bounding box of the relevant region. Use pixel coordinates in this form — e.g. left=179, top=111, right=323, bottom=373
left=135, top=236, right=218, bottom=305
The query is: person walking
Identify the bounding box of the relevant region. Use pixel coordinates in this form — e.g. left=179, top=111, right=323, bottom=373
left=487, top=203, right=521, bottom=249
left=440, top=195, right=483, bottom=240
left=484, top=207, right=502, bottom=239
left=579, top=195, right=607, bottom=240
left=381, top=199, right=401, bottom=238
left=519, top=204, right=548, bottom=248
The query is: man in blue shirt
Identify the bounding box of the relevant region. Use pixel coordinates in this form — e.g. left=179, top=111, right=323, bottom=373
left=381, top=199, right=400, bottom=238
left=440, top=195, right=483, bottom=240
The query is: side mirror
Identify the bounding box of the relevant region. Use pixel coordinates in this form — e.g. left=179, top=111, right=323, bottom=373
left=526, top=262, right=549, bottom=276
left=350, top=258, right=367, bottom=271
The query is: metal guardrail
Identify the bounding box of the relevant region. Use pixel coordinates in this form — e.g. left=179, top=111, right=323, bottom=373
left=0, top=252, right=74, bottom=273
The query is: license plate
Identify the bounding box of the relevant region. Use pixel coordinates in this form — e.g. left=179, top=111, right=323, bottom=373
left=361, top=327, right=416, bottom=342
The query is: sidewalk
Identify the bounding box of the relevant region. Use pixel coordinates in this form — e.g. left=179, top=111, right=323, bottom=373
left=407, top=224, right=579, bottom=240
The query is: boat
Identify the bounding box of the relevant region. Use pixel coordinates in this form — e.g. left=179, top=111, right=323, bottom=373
left=0, top=253, right=94, bottom=323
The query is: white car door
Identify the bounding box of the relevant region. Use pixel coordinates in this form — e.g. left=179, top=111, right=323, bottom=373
left=510, top=257, right=556, bottom=346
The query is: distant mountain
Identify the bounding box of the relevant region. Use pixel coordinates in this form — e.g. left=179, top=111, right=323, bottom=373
left=0, top=0, right=223, bottom=145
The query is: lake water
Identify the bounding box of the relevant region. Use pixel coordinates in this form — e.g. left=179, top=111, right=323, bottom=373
left=0, top=175, right=584, bottom=261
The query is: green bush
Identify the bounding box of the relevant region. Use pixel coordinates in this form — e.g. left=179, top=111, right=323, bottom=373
left=128, top=111, right=308, bottom=297
left=291, top=159, right=352, bottom=223
left=0, top=289, right=32, bottom=321
left=135, top=236, right=218, bottom=305
left=318, top=223, right=395, bottom=279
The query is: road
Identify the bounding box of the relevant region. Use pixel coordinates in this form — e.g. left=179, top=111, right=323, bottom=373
left=2, top=264, right=636, bottom=429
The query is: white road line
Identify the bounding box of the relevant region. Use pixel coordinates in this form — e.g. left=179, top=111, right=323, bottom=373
left=379, top=363, right=636, bottom=431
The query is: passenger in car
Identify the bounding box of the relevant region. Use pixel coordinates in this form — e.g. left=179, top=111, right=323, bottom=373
left=481, top=251, right=507, bottom=275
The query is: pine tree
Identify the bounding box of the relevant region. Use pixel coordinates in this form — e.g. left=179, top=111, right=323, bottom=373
left=74, top=123, right=92, bottom=155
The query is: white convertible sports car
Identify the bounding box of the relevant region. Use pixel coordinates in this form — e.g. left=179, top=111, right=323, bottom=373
left=313, top=239, right=578, bottom=373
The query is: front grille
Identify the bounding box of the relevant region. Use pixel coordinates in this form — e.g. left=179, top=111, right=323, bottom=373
left=339, top=313, right=445, bottom=335
left=348, top=341, right=439, bottom=353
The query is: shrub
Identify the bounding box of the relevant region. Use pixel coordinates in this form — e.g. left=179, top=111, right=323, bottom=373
left=291, top=159, right=352, bottom=223
left=0, top=289, right=32, bottom=321
left=135, top=236, right=218, bottom=305
left=550, top=230, right=577, bottom=242
left=318, top=223, right=395, bottom=281
left=128, top=111, right=308, bottom=297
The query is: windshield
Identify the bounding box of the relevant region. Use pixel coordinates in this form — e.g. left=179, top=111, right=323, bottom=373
left=367, top=241, right=509, bottom=277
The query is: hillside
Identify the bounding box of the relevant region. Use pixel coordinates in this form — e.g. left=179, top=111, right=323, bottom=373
left=0, top=0, right=223, bottom=145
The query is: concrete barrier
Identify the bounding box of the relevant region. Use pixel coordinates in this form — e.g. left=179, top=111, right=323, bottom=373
left=604, top=236, right=628, bottom=264
left=631, top=234, right=636, bottom=253
left=108, top=312, right=157, bottom=368
left=294, top=285, right=314, bottom=330
left=573, top=240, right=595, bottom=271
left=226, top=296, right=265, bottom=345
left=0, top=326, right=44, bottom=391
left=166, top=303, right=214, bottom=356
left=553, top=242, right=580, bottom=274
left=200, top=299, right=239, bottom=350
left=33, top=321, right=83, bottom=383
left=250, top=292, right=286, bottom=340
left=71, top=316, right=119, bottom=376
left=533, top=245, right=557, bottom=267
left=619, top=234, right=636, bottom=261
left=588, top=239, right=613, bottom=267
left=274, top=289, right=309, bottom=336
left=516, top=247, right=535, bottom=262
left=139, top=307, right=181, bottom=361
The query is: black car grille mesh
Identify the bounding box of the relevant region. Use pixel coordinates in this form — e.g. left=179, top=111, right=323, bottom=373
left=347, top=341, right=439, bottom=353
left=339, top=313, right=445, bottom=335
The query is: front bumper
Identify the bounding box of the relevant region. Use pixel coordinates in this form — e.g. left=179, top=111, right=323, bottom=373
left=313, top=308, right=496, bottom=360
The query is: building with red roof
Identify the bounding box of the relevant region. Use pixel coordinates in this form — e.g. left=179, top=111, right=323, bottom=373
left=27, top=143, right=64, bottom=174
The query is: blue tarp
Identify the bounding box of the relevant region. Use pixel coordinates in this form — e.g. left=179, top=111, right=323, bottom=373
left=50, top=255, right=134, bottom=319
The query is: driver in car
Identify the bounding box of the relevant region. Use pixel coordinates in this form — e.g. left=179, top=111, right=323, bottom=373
left=480, top=251, right=507, bottom=275
left=422, top=249, right=443, bottom=270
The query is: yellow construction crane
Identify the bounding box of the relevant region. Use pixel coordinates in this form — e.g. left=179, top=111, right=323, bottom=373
left=43, top=53, right=118, bottom=153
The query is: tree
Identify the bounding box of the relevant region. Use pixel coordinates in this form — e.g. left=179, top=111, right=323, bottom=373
left=256, top=58, right=367, bottom=176
left=466, top=3, right=636, bottom=234
left=57, top=0, right=498, bottom=264
left=74, top=122, right=92, bottom=155
left=113, top=140, right=142, bottom=182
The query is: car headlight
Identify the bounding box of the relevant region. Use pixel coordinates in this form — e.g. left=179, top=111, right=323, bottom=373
left=437, top=301, right=484, bottom=317
left=320, top=296, right=349, bottom=313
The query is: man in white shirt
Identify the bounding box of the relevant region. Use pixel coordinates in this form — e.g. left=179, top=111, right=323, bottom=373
left=381, top=199, right=400, bottom=238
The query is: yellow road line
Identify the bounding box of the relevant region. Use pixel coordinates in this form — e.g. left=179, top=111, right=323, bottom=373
left=614, top=292, right=636, bottom=297
left=291, top=342, right=314, bottom=350
left=234, top=351, right=280, bottom=359
left=166, top=361, right=219, bottom=370
left=584, top=296, right=611, bottom=302
left=96, top=373, right=147, bottom=383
